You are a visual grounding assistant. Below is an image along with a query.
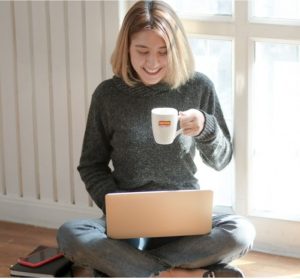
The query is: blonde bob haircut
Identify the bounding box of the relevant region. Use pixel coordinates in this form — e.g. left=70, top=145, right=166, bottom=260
left=111, top=0, right=195, bottom=89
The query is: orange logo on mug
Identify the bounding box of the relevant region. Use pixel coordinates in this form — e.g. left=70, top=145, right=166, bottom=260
left=159, top=121, right=171, bottom=126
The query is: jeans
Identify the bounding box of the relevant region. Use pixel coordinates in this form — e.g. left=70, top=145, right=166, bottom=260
left=57, top=214, right=255, bottom=277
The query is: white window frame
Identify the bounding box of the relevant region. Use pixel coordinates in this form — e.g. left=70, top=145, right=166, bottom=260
left=175, top=0, right=300, bottom=258
left=121, top=0, right=300, bottom=258
left=180, top=0, right=300, bottom=258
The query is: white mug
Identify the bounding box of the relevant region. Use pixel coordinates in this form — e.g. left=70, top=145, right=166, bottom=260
left=151, top=107, right=183, bottom=145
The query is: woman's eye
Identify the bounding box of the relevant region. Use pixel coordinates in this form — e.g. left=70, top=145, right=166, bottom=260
left=159, top=51, right=167, bottom=56
left=138, top=51, right=148, bottom=55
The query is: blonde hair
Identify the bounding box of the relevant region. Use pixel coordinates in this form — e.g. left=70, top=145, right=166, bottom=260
left=111, top=0, right=195, bottom=89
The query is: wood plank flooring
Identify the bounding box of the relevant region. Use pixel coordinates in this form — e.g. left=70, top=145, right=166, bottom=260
left=1, top=220, right=300, bottom=277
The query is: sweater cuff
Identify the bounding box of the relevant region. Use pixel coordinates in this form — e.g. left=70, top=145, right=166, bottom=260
left=195, top=111, right=216, bottom=141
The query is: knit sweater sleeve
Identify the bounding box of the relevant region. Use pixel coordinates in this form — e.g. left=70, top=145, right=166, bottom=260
left=194, top=75, right=233, bottom=171
left=77, top=88, right=117, bottom=211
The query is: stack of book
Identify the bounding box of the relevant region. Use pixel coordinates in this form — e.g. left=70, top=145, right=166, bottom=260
left=10, top=245, right=73, bottom=277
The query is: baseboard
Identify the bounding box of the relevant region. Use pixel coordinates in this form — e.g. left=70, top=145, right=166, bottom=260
left=253, top=243, right=300, bottom=259
left=0, top=194, right=102, bottom=229
left=249, top=216, right=300, bottom=259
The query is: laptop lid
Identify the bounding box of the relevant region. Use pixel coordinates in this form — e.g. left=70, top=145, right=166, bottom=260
left=105, top=189, right=213, bottom=239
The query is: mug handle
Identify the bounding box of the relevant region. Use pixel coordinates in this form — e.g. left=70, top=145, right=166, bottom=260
left=175, top=128, right=183, bottom=137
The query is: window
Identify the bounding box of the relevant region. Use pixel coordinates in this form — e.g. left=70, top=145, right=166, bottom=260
left=161, top=0, right=300, bottom=257
left=248, top=1, right=300, bottom=224
left=250, top=0, right=300, bottom=23
left=188, top=37, right=234, bottom=208
left=250, top=41, right=300, bottom=220
left=165, top=0, right=235, bottom=209
left=123, top=0, right=300, bottom=257
left=166, top=0, right=233, bottom=18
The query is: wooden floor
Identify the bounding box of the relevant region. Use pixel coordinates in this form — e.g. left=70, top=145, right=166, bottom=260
left=1, top=220, right=300, bottom=278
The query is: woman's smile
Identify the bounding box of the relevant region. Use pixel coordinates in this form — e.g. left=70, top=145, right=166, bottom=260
left=143, top=67, right=162, bottom=75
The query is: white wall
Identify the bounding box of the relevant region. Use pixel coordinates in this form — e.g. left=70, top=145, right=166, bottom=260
left=0, top=1, right=120, bottom=228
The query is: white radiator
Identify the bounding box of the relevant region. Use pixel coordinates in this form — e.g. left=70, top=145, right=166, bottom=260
left=0, top=1, right=120, bottom=228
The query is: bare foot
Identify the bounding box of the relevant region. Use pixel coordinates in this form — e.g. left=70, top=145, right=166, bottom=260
left=155, top=267, right=207, bottom=277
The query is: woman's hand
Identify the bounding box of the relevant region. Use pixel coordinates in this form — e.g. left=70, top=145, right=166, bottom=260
left=179, top=109, right=205, bottom=137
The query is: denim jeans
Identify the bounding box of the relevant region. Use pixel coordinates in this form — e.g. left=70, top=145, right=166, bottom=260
left=57, top=214, right=255, bottom=277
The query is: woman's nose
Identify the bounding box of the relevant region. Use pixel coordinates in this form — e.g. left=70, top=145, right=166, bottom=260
left=146, top=54, right=159, bottom=68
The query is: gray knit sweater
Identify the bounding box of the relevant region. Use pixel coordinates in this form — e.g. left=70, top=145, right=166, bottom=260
left=78, top=72, right=232, bottom=211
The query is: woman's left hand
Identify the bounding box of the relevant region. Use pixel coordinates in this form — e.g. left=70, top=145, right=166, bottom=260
left=179, top=109, right=205, bottom=137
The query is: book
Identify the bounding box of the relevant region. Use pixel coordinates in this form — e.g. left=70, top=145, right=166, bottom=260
left=10, top=245, right=73, bottom=277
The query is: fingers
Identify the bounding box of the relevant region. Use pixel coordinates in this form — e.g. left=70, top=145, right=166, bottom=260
left=179, top=111, right=194, bottom=124
left=179, top=109, right=204, bottom=136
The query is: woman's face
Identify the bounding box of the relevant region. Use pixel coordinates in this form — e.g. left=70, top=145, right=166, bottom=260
left=129, top=29, right=168, bottom=86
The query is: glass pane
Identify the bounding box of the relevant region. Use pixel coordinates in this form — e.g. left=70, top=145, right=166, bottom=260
left=166, top=0, right=233, bottom=17
left=189, top=37, right=234, bottom=207
left=250, top=41, right=300, bottom=220
left=189, top=37, right=233, bottom=132
left=251, top=0, right=300, bottom=21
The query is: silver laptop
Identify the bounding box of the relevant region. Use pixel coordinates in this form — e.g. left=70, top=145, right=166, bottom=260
left=105, top=189, right=213, bottom=239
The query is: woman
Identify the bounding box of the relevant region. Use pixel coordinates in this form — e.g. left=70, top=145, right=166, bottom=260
left=57, top=1, right=255, bottom=277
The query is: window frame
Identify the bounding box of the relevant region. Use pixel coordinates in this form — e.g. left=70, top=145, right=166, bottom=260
left=175, top=0, right=300, bottom=258
left=121, top=0, right=300, bottom=258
